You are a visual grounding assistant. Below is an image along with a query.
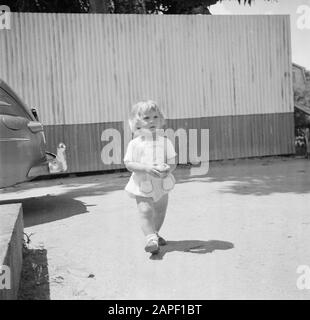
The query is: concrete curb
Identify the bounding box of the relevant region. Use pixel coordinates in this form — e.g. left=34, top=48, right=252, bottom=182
left=0, top=204, right=24, bottom=300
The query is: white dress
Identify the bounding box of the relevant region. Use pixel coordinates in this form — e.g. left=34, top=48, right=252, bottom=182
left=124, top=135, right=177, bottom=201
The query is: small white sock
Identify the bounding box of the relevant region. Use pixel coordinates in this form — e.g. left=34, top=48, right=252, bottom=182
left=146, top=233, right=157, bottom=242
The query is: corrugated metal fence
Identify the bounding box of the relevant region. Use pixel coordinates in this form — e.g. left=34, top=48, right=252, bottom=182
left=0, top=13, right=294, bottom=173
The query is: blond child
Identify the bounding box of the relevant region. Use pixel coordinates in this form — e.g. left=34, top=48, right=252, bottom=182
left=124, top=100, right=177, bottom=254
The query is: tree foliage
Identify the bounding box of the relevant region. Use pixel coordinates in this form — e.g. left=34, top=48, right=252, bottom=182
left=295, top=87, right=310, bottom=108
left=3, top=0, right=89, bottom=13
left=3, top=0, right=265, bottom=14
left=294, top=86, right=310, bottom=128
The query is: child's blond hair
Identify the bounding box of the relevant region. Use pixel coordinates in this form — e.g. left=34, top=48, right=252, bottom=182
left=128, top=100, right=166, bottom=133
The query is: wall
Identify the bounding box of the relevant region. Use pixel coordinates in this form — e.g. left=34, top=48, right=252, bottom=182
left=0, top=14, right=294, bottom=173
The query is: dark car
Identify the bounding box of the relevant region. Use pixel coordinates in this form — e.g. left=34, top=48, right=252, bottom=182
left=0, top=79, right=67, bottom=188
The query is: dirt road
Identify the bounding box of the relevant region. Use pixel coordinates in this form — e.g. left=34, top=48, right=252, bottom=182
left=1, top=157, right=310, bottom=299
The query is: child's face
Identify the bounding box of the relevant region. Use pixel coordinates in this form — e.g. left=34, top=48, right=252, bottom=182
left=138, top=109, right=162, bottom=132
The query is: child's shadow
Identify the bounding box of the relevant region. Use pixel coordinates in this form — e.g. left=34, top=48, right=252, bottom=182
left=150, top=240, right=234, bottom=260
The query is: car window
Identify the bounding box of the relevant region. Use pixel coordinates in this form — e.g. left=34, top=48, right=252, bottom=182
left=0, top=87, right=30, bottom=119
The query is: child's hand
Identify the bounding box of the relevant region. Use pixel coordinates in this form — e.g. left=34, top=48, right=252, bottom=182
left=153, top=164, right=170, bottom=178
left=145, top=164, right=162, bottom=178
left=154, top=163, right=170, bottom=172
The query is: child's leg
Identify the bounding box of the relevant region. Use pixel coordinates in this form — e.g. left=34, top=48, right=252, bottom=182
left=153, top=193, right=169, bottom=233
left=136, top=196, right=155, bottom=236
left=136, top=196, right=160, bottom=253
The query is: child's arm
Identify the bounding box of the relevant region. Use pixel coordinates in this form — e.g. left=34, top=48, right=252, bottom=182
left=164, top=137, right=177, bottom=174
left=125, top=161, right=162, bottom=178
left=167, top=162, right=177, bottom=173
left=166, top=155, right=177, bottom=173
left=124, top=139, right=161, bottom=176
left=154, top=157, right=177, bottom=178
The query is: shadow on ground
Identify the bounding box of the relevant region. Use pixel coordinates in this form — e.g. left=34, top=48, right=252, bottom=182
left=0, top=175, right=128, bottom=196
left=18, top=244, right=50, bottom=300
left=1, top=158, right=310, bottom=199
left=150, top=239, right=234, bottom=260
left=175, top=158, right=310, bottom=196
left=1, top=157, right=310, bottom=227
left=0, top=176, right=127, bottom=226
left=0, top=195, right=89, bottom=227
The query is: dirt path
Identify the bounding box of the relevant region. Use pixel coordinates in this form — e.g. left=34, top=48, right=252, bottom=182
left=1, top=156, right=310, bottom=299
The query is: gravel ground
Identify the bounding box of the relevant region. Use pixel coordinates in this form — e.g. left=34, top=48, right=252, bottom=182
left=1, top=156, right=310, bottom=300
